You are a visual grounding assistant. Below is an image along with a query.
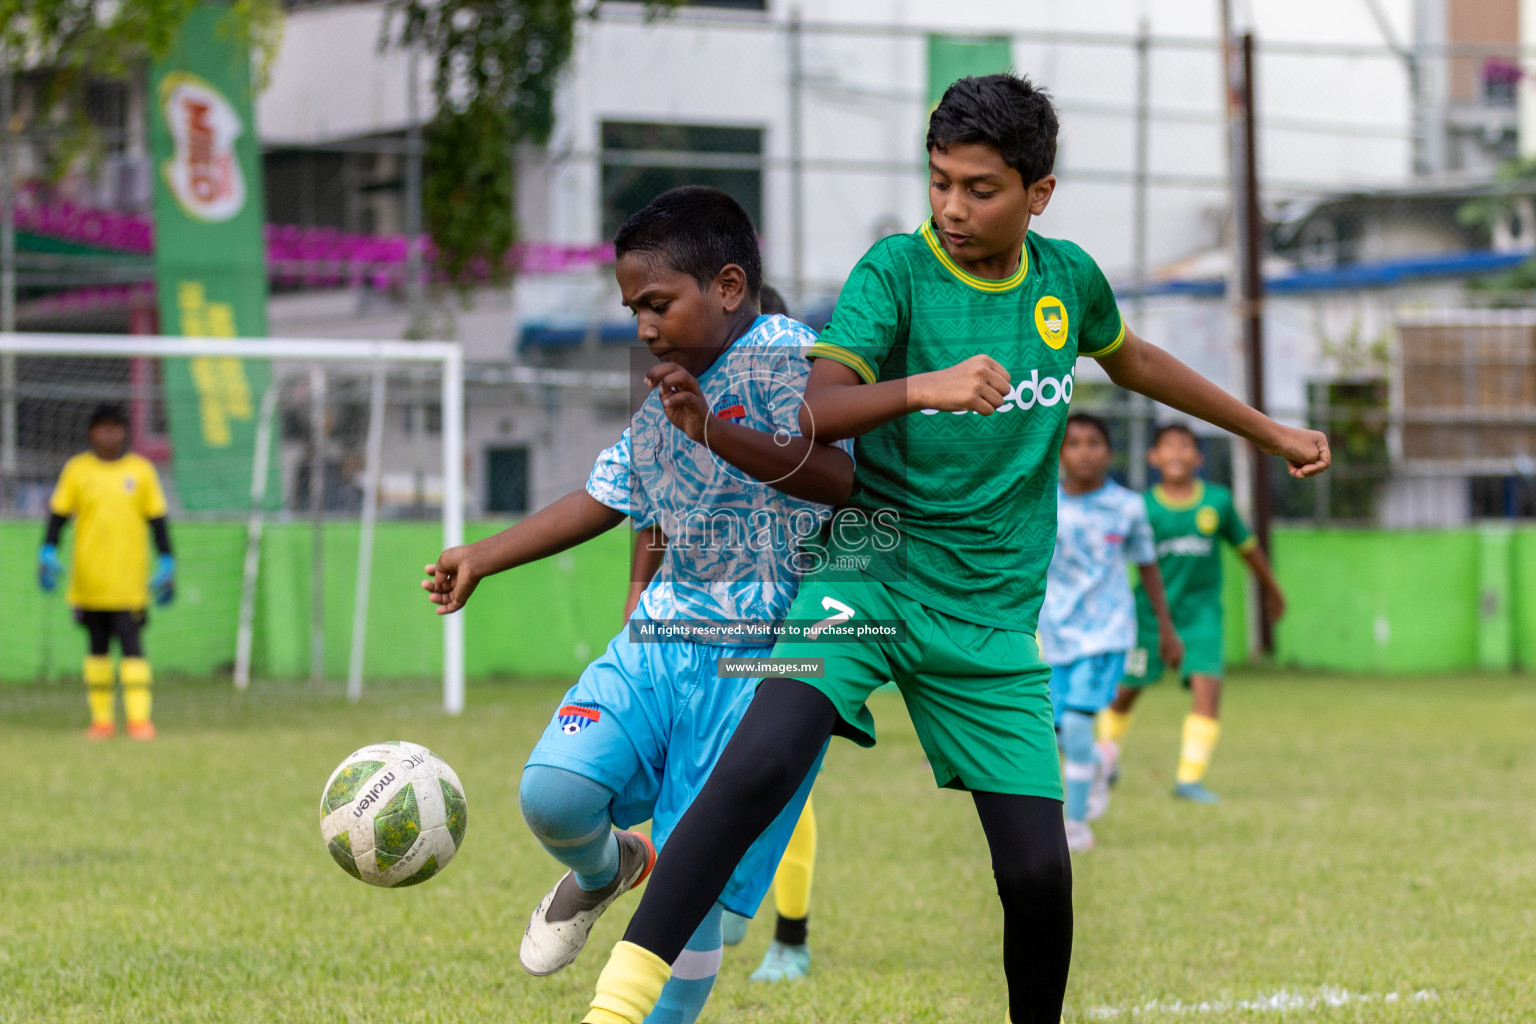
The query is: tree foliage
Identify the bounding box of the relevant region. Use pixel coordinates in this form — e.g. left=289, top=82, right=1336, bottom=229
left=8, top=1, right=678, bottom=288
left=387, top=1, right=679, bottom=287
left=386, top=0, right=579, bottom=286
left=1456, top=156, right=1536, bottom=302
left=2, top=0, right=282, bottom=174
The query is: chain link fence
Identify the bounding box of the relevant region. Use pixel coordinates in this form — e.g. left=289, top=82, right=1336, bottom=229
left=7, top=12, right=1536, bottom=527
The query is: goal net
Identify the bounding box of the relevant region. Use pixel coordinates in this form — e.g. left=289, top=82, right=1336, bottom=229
left=0, top=333, right=465, bottom=712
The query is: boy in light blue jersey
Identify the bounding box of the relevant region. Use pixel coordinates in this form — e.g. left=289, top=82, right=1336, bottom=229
left=1039, top=413, right=1180, bottom=853
left=423, top=187, right=853, bottom=1024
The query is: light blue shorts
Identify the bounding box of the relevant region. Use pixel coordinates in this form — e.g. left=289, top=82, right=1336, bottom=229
left=1049, top=651, right=1128, bottom=723
left=524, top=629, right=823, bottom=918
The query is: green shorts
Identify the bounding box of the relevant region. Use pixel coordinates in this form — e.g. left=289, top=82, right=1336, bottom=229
left=1124, top=601, right=1225, bottom=687
left=769, top=577, right=1061, bottom=800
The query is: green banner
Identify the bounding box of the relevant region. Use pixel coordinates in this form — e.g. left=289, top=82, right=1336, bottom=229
left=150, top=3, right=273, bottom=511
left=927, top=34, right=1013, bottom=107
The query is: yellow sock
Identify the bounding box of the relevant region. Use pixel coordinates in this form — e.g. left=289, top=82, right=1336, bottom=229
left=83, top=656, right=115, bottom=727
left=120, top=657, right=153, bottom=725
left=773, top=796, right=816, bottom=921
left=1176, top=713, right=1221, bottom=785
left=1098, top=706, right=1133, bottom=745
left=586, top=940, right=672, bottom=1024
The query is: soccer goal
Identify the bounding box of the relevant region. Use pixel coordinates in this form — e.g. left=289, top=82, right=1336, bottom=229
left=0, top=333, right=466, bottom=713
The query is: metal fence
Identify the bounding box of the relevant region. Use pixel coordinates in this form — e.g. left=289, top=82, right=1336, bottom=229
left=7, top=10, right=1536, bottom=527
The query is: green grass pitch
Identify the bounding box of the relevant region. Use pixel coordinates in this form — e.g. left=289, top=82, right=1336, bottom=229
left=3, top=671, right=1533, bottom=1022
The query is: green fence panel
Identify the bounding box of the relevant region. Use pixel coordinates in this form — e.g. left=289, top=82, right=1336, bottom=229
left=5, top=521, right=1525, bottom=682
left=1271, top=529, right=1480, bottom=673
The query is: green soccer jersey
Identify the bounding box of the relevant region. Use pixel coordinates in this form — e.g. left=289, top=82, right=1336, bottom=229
left=807, top=220, right=1125, bottom=632
left=1138, top=480, right=1257, bottom=614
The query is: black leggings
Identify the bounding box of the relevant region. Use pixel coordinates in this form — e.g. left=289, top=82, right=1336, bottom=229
left=78, top=610, right=146, bottom=658
left=621, top=677, right=1073, bottom=1024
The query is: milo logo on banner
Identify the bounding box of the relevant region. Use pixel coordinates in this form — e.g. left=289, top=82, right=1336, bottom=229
left=159, top=72, right=247, bottom=223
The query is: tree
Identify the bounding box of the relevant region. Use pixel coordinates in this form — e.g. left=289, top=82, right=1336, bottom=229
left=7, top=1, right=675, bottom=287
left=387, top=1, right=678, bottom=287
left=2, top=1, right=282, bottom=172
left=1456, top=156, right=1536, bottom=303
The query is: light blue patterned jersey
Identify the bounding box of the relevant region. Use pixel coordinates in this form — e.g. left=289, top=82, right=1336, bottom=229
left=1039, top=480, right=1156, bottom=664
left=586, top=315, right=849, bottom=646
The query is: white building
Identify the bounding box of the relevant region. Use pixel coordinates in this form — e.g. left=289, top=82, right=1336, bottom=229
left=251, top=0, right=1449, bottom=514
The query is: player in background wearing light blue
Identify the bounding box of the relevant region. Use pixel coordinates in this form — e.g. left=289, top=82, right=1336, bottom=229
left=1039, top=413, right=1181, bottom=854
left=423, top=188, right=853, bottom=1024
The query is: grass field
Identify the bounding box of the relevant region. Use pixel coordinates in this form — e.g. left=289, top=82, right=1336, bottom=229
left=4, top=670, right=1534, bottom=1023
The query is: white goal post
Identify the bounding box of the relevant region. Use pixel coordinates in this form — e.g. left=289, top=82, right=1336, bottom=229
left=0, top=333, right=466, bottom=714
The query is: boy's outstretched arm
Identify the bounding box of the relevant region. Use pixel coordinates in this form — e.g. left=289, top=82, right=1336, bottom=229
left=1135, top=561, right=1184, bottom=672
left=1097, top=329, right=1330, bottom=477
left=1241, top=545, right=1286, bottom=622
left=797, top=355, right=1012, bottom=443
left=423, top=490, right=625, bottom=615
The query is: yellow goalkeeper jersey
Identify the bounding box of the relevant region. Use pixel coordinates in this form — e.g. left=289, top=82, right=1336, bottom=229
left=50, top=452, right=168, bottom=610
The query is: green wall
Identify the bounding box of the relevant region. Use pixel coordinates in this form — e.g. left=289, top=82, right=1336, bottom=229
left=2, top=522, right=1530, bottom=684
left=1267, top=530, right=1482, bottom=672
left=0, top=520, right=630, bottom=683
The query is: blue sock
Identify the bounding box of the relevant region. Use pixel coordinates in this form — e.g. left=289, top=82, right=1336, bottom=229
left=645, top=901, right=724, bottom=1024
left=1060, top=709, right=1099, bottom=823
left=518, top=764, right=620, bottom=890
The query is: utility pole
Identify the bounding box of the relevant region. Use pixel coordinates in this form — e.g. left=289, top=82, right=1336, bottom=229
left=1128, top=16, right=1152, bottom=489
left=405, top=38, right=426, bottom=338
left=1229, top=30, right=1273, bottom=655
left=787, top=7, right=805, bottom=315
left=1, top=45, right=17, bottom=508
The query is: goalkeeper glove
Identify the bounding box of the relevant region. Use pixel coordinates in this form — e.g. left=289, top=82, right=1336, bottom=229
left=38, top=544, right=62, bottom=593
left=151, top=553, right=176, bottom=606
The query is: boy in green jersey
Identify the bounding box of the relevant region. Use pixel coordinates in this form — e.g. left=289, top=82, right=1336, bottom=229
left=1099, top=424, right=1286, bottom=804
left=577, top=74, right=1329, bottom=1024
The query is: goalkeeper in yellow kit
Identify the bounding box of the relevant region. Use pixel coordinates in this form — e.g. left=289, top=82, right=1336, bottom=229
left=39, top=405, right=175, bottom=740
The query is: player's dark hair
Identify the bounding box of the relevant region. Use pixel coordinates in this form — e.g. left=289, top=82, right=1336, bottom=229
left=927, top=73, right=1059, bottom=186
left=614, top=186, right=762, bottom=299
left=89, top=404, right=127, bottom=428
left=1065, top=412, right=1111, bottom=447
left=1150, top=422, right=1199, bottom=448
left=760, top=283, right=788, bottom=316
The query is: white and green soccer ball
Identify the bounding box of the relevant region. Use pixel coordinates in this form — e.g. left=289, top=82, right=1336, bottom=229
left=319, top=741, right=467, bottom=888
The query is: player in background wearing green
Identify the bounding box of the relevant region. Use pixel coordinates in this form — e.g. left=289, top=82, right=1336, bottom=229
left=1099, top=423, right=1286, bottom=804
left=39, top=404, right=176, bottom=740
left=575, top=74, right=1329, bottom=1024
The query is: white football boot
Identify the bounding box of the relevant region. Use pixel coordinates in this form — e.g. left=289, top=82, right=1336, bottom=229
left=519, top=829, right=656, bottom=976
left=1086, top=740, right=1117, bottom=822
left=1064, top=819, right=1095, bottom=853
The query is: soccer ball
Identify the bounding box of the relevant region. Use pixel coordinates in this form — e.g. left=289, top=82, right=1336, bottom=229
left=318, top=740, right=467, bottom=888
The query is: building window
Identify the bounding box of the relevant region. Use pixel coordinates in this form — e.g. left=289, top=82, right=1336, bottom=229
left=600, top=121, right=764, bottom=239
left=486, top=446, right=530, bottom=515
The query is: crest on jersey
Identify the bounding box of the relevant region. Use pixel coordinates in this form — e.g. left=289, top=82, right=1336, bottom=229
left=557, top=703, right=601, bottom=735
left=123, top=477, right=137, bottom=492
left=1196, top=506, right=1219, bottom=535
left=714, top=392, right=746, bottom=422
left=1034, top=296, right=1069, bottom=350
